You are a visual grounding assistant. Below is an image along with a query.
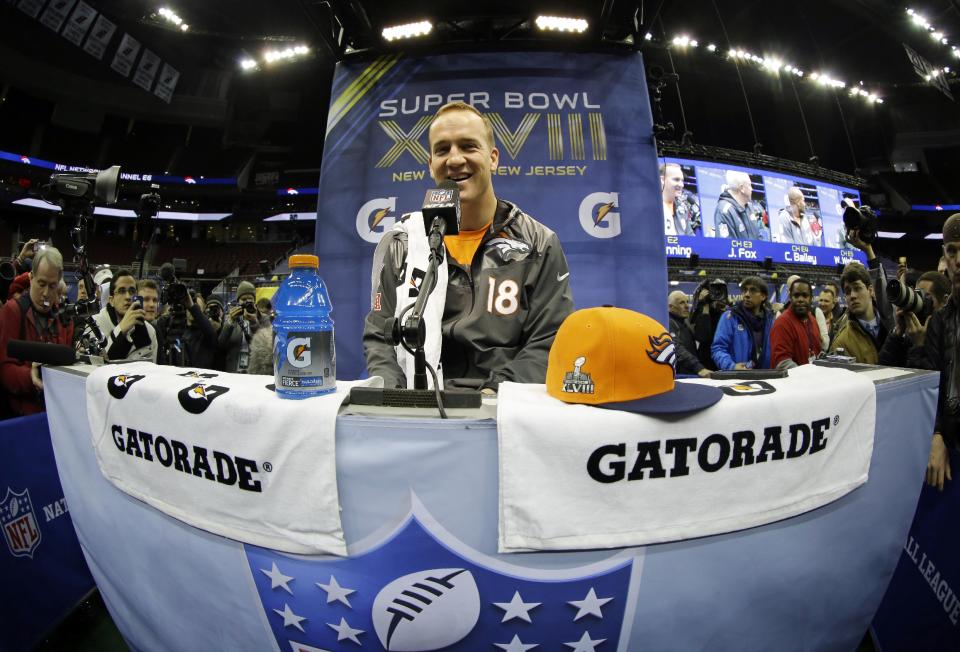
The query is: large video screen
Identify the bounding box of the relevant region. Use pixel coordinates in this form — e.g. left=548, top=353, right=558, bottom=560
left=659, top=157, right=866, bottom=267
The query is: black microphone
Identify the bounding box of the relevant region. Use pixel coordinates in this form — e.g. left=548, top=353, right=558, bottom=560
left=421, top=180, right=461, bottom=236
left=7, top=340, right=77, bottom=366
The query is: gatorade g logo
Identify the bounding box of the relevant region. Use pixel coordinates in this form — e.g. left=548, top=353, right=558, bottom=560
left=177, top=383, right=231, bottom=414
left=579, top=192, right=621, bottom=239
left=107, top=374, right=146, bottom=399
left=356, top=197, right=397, bottom=243
left=287, top=337, right=312, bottom=369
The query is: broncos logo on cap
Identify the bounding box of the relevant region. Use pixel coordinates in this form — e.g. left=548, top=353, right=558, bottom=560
left=646, top=332, right=676, bottom=375
left=594, top=201, right=616, bottom=226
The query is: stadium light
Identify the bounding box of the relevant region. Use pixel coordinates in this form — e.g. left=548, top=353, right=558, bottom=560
left=535, top=16, right=589, bottom=33
left=158, top=7, right=188, bottom=31
left=671, top=35, right=697, bottom=48
left=240, top=58, right=258, bottom=71
left=263, top=45, right=310, bottom=64
left=382, top=21, right=432, bottom=41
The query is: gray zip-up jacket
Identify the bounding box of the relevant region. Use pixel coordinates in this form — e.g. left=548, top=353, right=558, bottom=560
left=363, top=199, right=574, bottom=390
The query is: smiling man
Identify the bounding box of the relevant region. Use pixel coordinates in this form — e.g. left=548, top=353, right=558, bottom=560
left=364, top=101, right=574, bottom=391
left=660, top=163, right=701, bottom=236
left=770, top=278, right=821, bottom=368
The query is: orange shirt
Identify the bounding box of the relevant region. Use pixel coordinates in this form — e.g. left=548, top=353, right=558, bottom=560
left=444, top=222, right=492, bottom=266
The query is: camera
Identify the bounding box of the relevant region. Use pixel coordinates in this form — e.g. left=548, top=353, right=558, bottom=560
left=205, top=304, right=223, bottom=321
left=708, top=279, right=728, bottom=303
left=164, top=282, right=188, bottom=306
left=58, top=298, right=99, bottom=319
left=131, top=295, right=144, bottom=310
left=843, top=204, right=878, bottom=244
left=887, top=279, right=935, bottom=323
left=242, top=300, right=257, bottom=315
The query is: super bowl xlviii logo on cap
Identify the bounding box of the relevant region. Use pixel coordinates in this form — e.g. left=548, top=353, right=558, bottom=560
left=245, top=494, right=640, bottom=651
left=562, top=356, right=595, bottom=394
left=646, top=333, right=676, bottom=374
left=1, top=488, right=41, bottom=559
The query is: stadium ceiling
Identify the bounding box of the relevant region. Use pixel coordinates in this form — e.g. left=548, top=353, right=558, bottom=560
left=68, top=0, right=960, bottom=89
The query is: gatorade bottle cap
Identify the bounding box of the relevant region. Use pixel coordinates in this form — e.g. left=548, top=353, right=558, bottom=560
left=289, top=254, right=319, bottom=268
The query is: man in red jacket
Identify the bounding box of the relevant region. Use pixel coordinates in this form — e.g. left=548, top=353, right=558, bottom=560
left=770, top=277, right=821, bottom=369
left=0, top=246, right=73, bottom=416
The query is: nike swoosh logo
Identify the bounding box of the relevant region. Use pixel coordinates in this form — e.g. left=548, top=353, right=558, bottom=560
left=557, top=272, right=570, bottom=281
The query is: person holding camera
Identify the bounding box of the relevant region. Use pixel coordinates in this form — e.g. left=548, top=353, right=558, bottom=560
left=84, top=269, right=157, bottom=362
left=0, top=246, right=73, bottom=416
left=878, top=271, right=949, bottom=368
left=155, top=289, right=217, bottom=368
left=691, top=278, right=729, bottom=371
left=219, top=281, right=269, bottom=373
left=711, top=276, right=774, bottom=371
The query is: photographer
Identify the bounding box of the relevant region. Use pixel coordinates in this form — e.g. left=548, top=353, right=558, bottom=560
left=879, top=271, right=949, bottom=368
left=155, top=289, right=218, bottom=368
left=219, top=281, right=270, bottom=373
left=0, top=247, right=74, bottom=416
left=691, top=278, right=729, bottom=371
left=84, top=269, right=157, bottom=362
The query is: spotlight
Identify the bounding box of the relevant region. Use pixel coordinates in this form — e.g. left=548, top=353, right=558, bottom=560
left=535, top=16, right=589, bottom=33
left=382, top=20, right=433, bottom=41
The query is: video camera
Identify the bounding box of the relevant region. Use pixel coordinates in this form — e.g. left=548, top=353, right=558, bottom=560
left=159, top=262, right=188, bottom=309
left=708, top=278, right=729, bottom=303
left=842, top=204, right=878, bottom=244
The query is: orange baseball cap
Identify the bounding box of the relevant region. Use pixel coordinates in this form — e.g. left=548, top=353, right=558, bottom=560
left=546, top=307, right=722, bottom=414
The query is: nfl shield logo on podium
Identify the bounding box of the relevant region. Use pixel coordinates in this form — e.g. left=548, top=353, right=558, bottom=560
left=1, top=488, right=42, bottom=559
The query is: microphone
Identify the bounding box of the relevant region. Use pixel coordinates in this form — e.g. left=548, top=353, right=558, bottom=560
left=421, top=180, right=461, bottom=236
left=6, top=340, right=76, bottom=366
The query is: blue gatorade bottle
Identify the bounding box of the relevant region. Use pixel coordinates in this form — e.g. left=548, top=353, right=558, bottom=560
left=272, top=254, right=336, bottom=398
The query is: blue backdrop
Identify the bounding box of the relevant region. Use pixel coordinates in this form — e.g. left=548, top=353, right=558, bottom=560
left=314, top=51, right=663, bottom=379
left=0, top=413, right=95, bottom=652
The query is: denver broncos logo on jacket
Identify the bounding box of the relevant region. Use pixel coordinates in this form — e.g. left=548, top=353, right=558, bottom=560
left=646, top=332, right=676, bottom=374
left=177, top=383, right=231, bottom=414
left=107, top=374, right=146, bottom=399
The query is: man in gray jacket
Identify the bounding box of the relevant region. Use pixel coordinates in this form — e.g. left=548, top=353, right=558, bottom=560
left=363, top=102, right=574, bottom=391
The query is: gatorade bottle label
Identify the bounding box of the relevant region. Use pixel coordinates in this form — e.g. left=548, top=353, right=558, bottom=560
left=275, top=331, right=335, bottom=391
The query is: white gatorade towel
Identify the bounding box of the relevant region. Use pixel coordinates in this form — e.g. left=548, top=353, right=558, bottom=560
left=498, top=365, right=877, bottom=552
left=86, top=361, right=380, bottom=555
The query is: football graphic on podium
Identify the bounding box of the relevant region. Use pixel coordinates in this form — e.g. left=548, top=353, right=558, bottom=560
left=372, top=568, right=480, bottom=651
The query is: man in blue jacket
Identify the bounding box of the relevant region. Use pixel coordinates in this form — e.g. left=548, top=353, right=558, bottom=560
left=711, top=275, right=774, bottom=370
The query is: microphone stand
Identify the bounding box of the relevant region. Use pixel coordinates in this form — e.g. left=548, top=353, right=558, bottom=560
left=398, top=216, right=445, bottom=390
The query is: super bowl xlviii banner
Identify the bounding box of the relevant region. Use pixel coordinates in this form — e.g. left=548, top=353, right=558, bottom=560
left=314, top=52, right=664, bottom=379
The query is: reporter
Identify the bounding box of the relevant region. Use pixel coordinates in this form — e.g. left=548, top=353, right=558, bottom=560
left=0, top=246, right=74, bottom=415
left=155, top=290, right=218, bottom=368
left=83, top=269, right=157, bottom=362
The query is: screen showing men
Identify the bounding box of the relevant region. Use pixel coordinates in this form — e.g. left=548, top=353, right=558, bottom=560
left=660, top=157, right=863, bottom=266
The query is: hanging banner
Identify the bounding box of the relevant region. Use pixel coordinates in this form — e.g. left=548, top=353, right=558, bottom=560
left=132, top=48, right=161, bottom=92
left=154, top=62, right=180, bottom=103
left=38, top=0, right=76, bottom=33
left=313, top=51, right=663, bottom=379
left=82, top=13, right=115, bottom=60
left=60, top=0, right=96, bottom=46
left=110, top=32, right=141, bottom=78
left=16, top=0, right=45, bottom=19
